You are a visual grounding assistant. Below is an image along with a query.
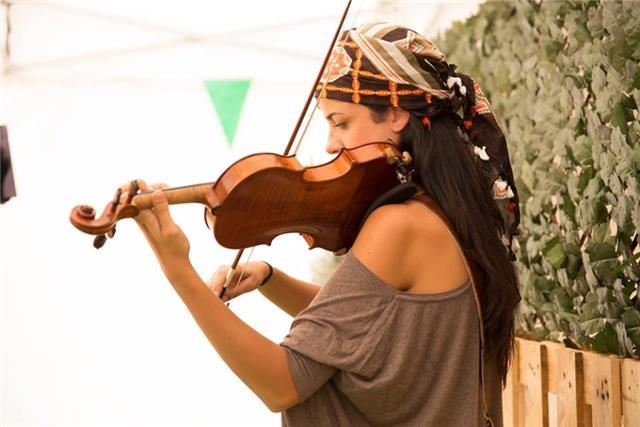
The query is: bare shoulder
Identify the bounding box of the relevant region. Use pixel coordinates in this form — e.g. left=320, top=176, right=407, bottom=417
left=352, top=202, right=447, bottom=291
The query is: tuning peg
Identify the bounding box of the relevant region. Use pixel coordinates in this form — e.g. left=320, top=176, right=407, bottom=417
left=384, top=148, right=412, bottom=167
left=401, top=151, right=412, bottom=166
left=384, top=147, right=398, bottom=165
left=93, top=234, right=107, bottom=249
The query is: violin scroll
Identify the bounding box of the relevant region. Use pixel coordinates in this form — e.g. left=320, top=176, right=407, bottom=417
left=77, top=205, right=96, bottom=220
left=70, top=181, right=143, bottom=249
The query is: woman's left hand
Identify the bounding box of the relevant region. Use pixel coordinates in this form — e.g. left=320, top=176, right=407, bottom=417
left=123, top=179, right=191, bottom=279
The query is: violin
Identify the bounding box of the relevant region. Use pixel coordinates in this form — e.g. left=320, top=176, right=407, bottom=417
left=69, top=143, right=414, bottom=254
left=69, top=0, right=418, bottom=295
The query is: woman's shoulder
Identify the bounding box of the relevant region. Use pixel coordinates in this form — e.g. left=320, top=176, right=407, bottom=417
left=352, top=200, right=451, bottom=292
left=356, top=201, right=447, bottom=241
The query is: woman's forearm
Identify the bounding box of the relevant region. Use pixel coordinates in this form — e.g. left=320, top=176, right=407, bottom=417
left=258, top=267, right=321, bottom=317
left=166, top=259, right=299, bottom=412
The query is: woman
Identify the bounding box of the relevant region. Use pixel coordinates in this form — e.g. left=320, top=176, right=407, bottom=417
left=128, top=23, right=521, bottom=426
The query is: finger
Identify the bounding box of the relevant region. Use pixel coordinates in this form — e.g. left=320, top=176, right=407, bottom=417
left=230, top=267, right=252, bottom=288
left=213, top=279, right=235, bottom=301
left=118, top=179, right=145, bottom=205
left=136, top=179, right=150, bottom=193
left=150, top=190, right=173, bottom=231
left=133, top=207, right=157, bottom=229
left=150, top=182, right=169, bottom=190
left=118, top=181, right=131, bottom=192
left=220, top=286, right=235, bottom=302
left=209, top=267, right=246, bottom=299
left=207, top=268, right=227, bottom=294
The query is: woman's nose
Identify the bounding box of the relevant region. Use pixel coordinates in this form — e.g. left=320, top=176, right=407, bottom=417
left=325, top=138, right=343, bottom=155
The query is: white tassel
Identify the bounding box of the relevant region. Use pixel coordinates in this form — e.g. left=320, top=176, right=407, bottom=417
left=446, top=76, right=466, bottom=96
left=474, top=145, right=490, bottom=161
left=492, top=178, right=515, bottom=199
left=446, top=76, right=461, bottom=89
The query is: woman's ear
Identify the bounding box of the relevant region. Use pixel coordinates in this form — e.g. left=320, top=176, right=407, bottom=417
left=390, top=108, right=410, bottom=133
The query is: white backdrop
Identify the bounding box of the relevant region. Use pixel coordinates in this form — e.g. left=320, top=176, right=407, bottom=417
left=0, top=1, right=482, bottom=425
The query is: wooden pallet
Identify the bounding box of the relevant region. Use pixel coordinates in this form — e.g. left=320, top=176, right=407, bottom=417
left=502, top=338, right=640, bottom=427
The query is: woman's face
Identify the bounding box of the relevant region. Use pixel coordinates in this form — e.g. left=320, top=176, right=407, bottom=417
left=318, top=98, right=410, bottom=154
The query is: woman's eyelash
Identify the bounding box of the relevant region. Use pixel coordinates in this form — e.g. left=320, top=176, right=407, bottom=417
left=334, top=122, right=346, bottom=128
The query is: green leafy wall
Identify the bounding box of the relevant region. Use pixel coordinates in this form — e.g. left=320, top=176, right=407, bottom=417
left=438, top=0, right=640, bottom=358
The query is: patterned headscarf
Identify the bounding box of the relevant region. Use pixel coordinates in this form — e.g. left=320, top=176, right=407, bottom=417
left=316, top=22, right=520, bottom=260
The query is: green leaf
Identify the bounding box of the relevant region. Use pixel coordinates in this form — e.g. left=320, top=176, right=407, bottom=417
left=622, top=309, right=640, bottom=328
left=595, top=287, right=612, bottom=304
left=546, top=243, right=567, bottom=269
left=573, top=136, right=593, bottom=166
left=586, top=242, right=617, bottom=262
left=581, top=317, right=606, bottom=337
left=583, top=319, right=622, bottom=354
left=581, top=300, right=601, bottom=321
left=576, top=199, right=608, bottom=226
left=592, top=259, right=622, bottom=286
left=559, top=310, right=580, bottom=322
left=541, top=302, right=556, bottom=313
left=550, top=288, right=573, bottom=310
left=534, top=275, right=556, bottom=293
left=566, top=255, right=582, bottom=280
left=611, top=102, right=629, bottom=134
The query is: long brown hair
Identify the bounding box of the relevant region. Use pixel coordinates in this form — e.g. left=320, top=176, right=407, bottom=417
left=370, top=105, right=521, bottom=385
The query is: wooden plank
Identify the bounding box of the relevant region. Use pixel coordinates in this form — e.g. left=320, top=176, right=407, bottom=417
left=544, top=341, right=564, bottom=393
left=543, top=341, right=585, bottom=426
left=503, top=341, right=520, bottom=427
left=582, top=352, right=622, bottom=427
left=548, top=392, right=559, bottom=427
left=518, top=338, right=549, bottom=427
left=622, top=358, right=640, bottom=427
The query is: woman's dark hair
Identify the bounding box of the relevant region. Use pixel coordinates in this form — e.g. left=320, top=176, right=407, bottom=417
left=368, top=105, right=520, bottom=385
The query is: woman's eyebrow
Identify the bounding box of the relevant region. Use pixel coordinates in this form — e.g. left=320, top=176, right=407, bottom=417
left=325, top=112, right=345, bottom=121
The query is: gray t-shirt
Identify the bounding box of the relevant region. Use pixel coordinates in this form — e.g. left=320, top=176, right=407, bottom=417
left=280, top=251, right=502, bottom=426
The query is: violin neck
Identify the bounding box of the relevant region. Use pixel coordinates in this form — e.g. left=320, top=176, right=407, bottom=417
left=131, top=182, right=215, bottom=208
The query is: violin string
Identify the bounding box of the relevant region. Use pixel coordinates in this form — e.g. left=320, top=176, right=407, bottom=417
left=291, top=1, right=362, bottom=157
left=235, top=246, right=255, bottom=288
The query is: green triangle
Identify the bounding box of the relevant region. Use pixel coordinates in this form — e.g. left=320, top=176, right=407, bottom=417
left=204, top=79, right=251, bottom=146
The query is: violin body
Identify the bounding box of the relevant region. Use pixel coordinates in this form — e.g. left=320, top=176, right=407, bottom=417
left=209, top=142, right=401, bottom=252
left=70, top=142, right=406, bottom=253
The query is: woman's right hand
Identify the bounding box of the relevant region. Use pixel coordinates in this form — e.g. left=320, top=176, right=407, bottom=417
left=206, top=261, right=272, bottom=303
